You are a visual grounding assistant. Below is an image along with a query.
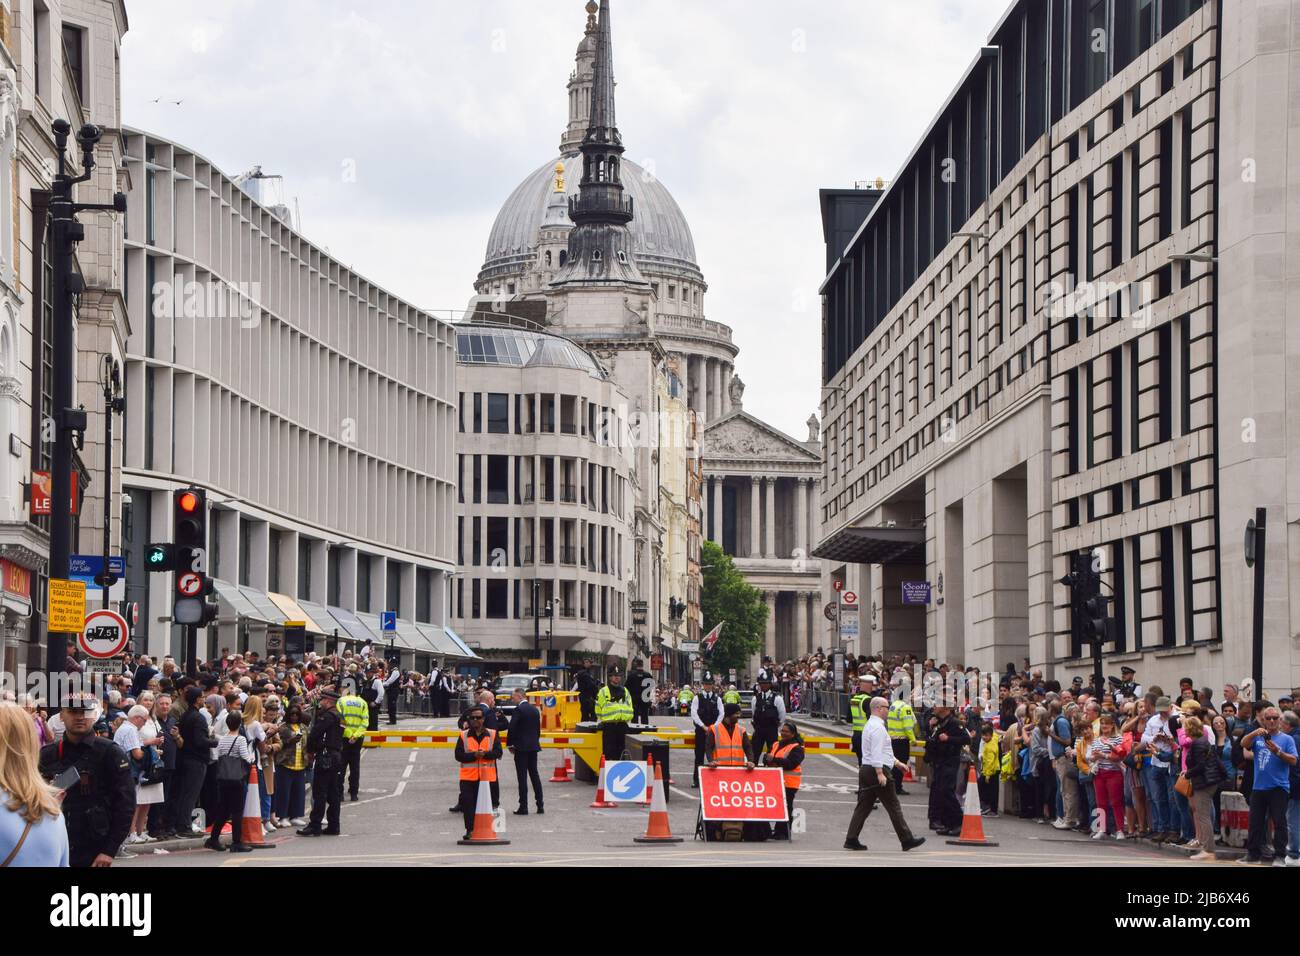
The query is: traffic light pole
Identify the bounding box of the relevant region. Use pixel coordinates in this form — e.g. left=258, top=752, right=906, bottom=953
left=43, top=119, right=125, bottom=675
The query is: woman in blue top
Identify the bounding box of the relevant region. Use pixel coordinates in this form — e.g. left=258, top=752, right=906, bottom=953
left=0, top=702, right=69, bottom=866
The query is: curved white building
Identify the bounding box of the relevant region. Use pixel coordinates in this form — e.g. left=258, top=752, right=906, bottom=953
left=119, top=129, right=465, bottom=669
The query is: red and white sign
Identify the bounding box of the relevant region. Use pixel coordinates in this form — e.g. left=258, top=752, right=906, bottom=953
left=842, top=591, right=858, bottom=605
left=128, top=601, right=140, bottom=628
left=698, top=767, right=788, bottom=822
left=30, top=471, right=79, bottom=516
left=832, top=580, right=844, bottom=592
left=177, top=572, right=203, bottom=596
left=79, top=608, right=130, bottom=659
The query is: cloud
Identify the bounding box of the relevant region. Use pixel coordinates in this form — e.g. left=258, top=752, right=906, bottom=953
left=122, top=0, right=1009, bottom=437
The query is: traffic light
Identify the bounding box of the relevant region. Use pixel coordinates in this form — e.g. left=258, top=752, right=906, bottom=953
left=171, top=487, right=218, bottom=627
left=144, top=542, right=176, bottom=570
left=1083, top=593, right=1114, bottom=643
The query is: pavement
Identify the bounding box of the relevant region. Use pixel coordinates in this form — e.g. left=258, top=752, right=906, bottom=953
left=116, top=715, right=1245, bottom=868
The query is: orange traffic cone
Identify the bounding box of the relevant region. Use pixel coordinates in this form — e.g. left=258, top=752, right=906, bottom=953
left=549, top=747, right=573, bottom=783
left=642, top=754, right=654, bottom=806
left=590, top=755, right=618, bottom=808
left=457, top=777, right=510, bottom=845
left=634, top=761, right=682, bottom=844
left=945, top=766, right=998, bottom=847
left=238, top=763, right=274, bottom=849
left=902, top=759, right=916, bottom=783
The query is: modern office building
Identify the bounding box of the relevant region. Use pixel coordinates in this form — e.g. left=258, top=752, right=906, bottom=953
left=816, top=0, right=1298, bottom=697
left=450, top=319, right=633, bottom=669
left=0, top=0, right=129, bottom=673
left=119, top=129, right=466, bottom=670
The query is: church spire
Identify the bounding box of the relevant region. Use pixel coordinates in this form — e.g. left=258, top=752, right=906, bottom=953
left=550, top=0, right=646, bottom=288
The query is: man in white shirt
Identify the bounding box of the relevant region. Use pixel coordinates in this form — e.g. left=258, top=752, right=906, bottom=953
left=844, top=697, right=926, bottom=853
left=368, top=666, right=385, bottom=731
left=383, top=662, right=402, bottom=725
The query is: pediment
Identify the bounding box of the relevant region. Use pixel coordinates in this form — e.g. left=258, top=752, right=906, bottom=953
left=703, top=412, right=820, bottom=464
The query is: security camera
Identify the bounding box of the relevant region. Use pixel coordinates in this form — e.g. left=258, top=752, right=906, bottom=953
left=76, top=124, right=103, bottom=148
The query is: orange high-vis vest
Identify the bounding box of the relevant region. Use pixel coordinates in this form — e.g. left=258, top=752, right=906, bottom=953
left=459, top=728, right=498, bottom=782
left=711, top=722, right=746, bottom=766
left=771, top=742, right=802, bottom=790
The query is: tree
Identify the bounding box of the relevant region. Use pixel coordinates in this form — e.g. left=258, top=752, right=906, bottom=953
left=699, top=540, right=766, bottom=678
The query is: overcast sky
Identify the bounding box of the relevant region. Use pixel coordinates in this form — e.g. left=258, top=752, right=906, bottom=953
left=121, top=0, right=1010, bottom=439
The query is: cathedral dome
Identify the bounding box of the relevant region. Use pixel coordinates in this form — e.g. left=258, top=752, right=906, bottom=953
left=478, top=154, right=704, bottom=288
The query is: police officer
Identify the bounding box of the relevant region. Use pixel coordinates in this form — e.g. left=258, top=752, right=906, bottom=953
left=750, top=672, right=786, bottom=763
left=849, top=674, right=878, bottom=760
left=595, top=668, right=634, bottom=761
left=39, top=692, right=135, bottom=867
left=887, top=692, right=919, bottom=794
left=573, top=658, right=600, bottom=722
left=298, top=689, right=345, bottom=836
left=690, top=673, right=723, bottom=787
left=723, top=684, right=741, bottom=708
left=337, top=683, right=370, bottom=801
left=626, top=658, right=654, bottom=725
left=924, top=700, right=970, bottom=836
left=676, top=683, right=694, bottom=716
left=383, top=660, right=402, bottom=725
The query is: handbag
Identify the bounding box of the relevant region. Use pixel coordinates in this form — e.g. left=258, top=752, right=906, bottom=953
left=216, top=736, right=248, bottom=782
left=136, top=745, right=164, bottom=786
left=1174, top=772, right=1194, bottom=798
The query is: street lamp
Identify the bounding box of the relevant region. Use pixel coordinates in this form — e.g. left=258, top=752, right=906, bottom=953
left=45, top=119, right=127, bottom=673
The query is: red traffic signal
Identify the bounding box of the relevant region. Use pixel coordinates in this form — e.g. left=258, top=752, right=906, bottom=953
left=177, top=490, right=200, bottom=513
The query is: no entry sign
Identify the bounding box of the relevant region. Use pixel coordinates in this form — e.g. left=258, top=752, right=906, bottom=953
left=698, top=767, right=787, bottom=822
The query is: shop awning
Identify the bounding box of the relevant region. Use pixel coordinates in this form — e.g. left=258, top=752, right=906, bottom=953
left=213, top=580, right=271, bottom=623
left=266, top=591, right=329, bottom=635
left=442, top=625, right=480, bottom=660
left=327, top=605, right=379, bottom=646
left=298, top=600, right=349, bottom=640
left=240, top=586, right=288, bottom=625
left=811, top=525, right=926, bottom=565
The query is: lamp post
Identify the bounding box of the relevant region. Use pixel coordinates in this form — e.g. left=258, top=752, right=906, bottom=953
left=45, top=119, right=127, bottom=674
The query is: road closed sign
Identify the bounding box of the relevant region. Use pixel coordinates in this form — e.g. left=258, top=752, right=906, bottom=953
left=699, top=767, right=788, bottom=822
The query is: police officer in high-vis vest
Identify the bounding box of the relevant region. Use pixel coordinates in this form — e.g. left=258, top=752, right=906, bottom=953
left=690, top=673, right=723, bottom=787
left=336, top=686, right=370, bottom=801
left=723, top=684, right=741, bottom=708
left=453, top=704, right=502, bottom=840
left=849, top=674, right=878, bottom=760
left=595, top=669, right=635, bottom=761
left=887, top=694, right=918, bottom=794
left=677, top=684, right=694, bottom=716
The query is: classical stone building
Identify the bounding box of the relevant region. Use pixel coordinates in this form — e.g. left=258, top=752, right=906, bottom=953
left=467, top=0, right=822, bottom=678
left=816, top=0, right=1299, bottom=698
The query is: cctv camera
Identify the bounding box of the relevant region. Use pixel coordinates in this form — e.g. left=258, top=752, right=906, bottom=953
left=76, top=124, right=103, bottom=147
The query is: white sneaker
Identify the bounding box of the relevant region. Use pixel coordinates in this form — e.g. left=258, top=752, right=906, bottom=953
left=1091, top=830, right=1105, bottom=840
left=1115, top=831, right=1126, bottom=840
left=1273, top=858, right=1287, bottom=868
left=136, top=833, right=156, bottom=844
left=1286, top=857, right=1299, bottom=867
left=124, top=833, right=142, bottom=845
left=291, top=817, right=308, bottom=827
left=1052, top=818, right=1070, bottom=830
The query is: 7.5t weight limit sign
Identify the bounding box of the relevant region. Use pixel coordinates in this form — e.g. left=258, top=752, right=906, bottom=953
left=79, top=608, right=130, bottom=659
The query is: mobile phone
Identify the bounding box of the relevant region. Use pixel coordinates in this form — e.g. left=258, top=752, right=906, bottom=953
left=52, top=765, right=81, bottom=791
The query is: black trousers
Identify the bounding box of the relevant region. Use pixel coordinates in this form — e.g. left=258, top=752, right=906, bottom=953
left=1247, top=787, right=1289, bottom=860
left=851, top=730, right=862, bottom=761
left=773, top=787, right=798, bottom=839
left=891, top=738, right=911, bottom=792
left=308, top=765, right=342, bottom=832
left=751, top=728, right=777, bottom=764
left=367, top=703, right=379, bottom=731
left=171, top=759, right=206, bottom=833
left=342, top=739, right=363, bottom=798
left=208, top=779, right=247, bottom=845
left=387, top=692, right=399, bottom=724
left=460, top=778, right=501, bottom=833
left=846, top=769, right=915, bottom=845
left=514, top=751, right=543, bottom=810
left=693, top=728, right=708, bottom=786
left=602, top=722, right=628, bottom=762
left=978, top=775, right=1000, bottom=813
left=580, top=696, right=596, bottom=722
left=932, top=759, right=963, bottom=829
left=633, top=701, right=651, bottom=725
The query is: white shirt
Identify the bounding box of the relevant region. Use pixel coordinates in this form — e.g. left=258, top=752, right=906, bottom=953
left=1141, top=712, right=1174, bottom=760
left=862, top=714, right=894, bottom=769
left=113, top=721, right=142, bottom=755
left=690, top=692, right=723, bottom=729
left=371, top=676, right=386, bottom=705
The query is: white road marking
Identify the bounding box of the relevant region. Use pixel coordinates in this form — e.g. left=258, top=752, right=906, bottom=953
left=670, top=786, right=699, bottom=801
left=402, top=764, right=414, bottom=779
left=823, top=754, right=860, bottom=774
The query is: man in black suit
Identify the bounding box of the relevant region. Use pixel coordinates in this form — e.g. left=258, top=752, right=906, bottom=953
left=507, top=688, right=544, bottom=815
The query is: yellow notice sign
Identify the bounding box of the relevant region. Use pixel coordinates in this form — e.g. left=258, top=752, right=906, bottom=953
left=49, top=578, right=87, bottom=633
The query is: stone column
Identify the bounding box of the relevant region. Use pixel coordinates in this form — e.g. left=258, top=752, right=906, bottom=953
left=709, top=359, right=722, bottom=422
left=677, top=352, right=689, bottom=411
left=795, top=477, right=808, bottom=555
left=795, top=591, right=808, bottom=654
left=707, top=476, right=719, bottom=543
left=748, top=476, right=760, bottom=557
left=721, top=363, right=732, bottom=416
left=764, top=477, right=776, bottom=558
left=764, top=591, right=777, bottom=662
left=691, top=355, right=703, bottom=417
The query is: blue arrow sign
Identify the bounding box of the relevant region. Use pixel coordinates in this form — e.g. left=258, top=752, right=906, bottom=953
left=380, top=610, right=396, bottom=632
left=604, top=760, right=647, bottom=802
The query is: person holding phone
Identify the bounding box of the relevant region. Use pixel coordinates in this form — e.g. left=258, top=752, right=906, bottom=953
left=37, top=693, right=135, bottom=866
left=1240, top=706, right=1297, bottom=865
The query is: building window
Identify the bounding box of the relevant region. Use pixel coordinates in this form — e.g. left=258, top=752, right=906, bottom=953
left=487, top=392, right=508, bottom=433
left=327, top=547, right=341, bottom=605
left=297, top=538, right=311, bottom=600
left=591, top=249, right=602, bottom=262
left=356, top=556, right=371, bottom=612
left=62, top=24, right=86, bottom=102
left=33, top=1, right=50, bottom=102
left=416, top=568, right=433, bottom=623
left=485, top=579, right=507, bottom=619
left=472, top=393, right=482, bottom=432
left=385, top=561, right=401, bottom=616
